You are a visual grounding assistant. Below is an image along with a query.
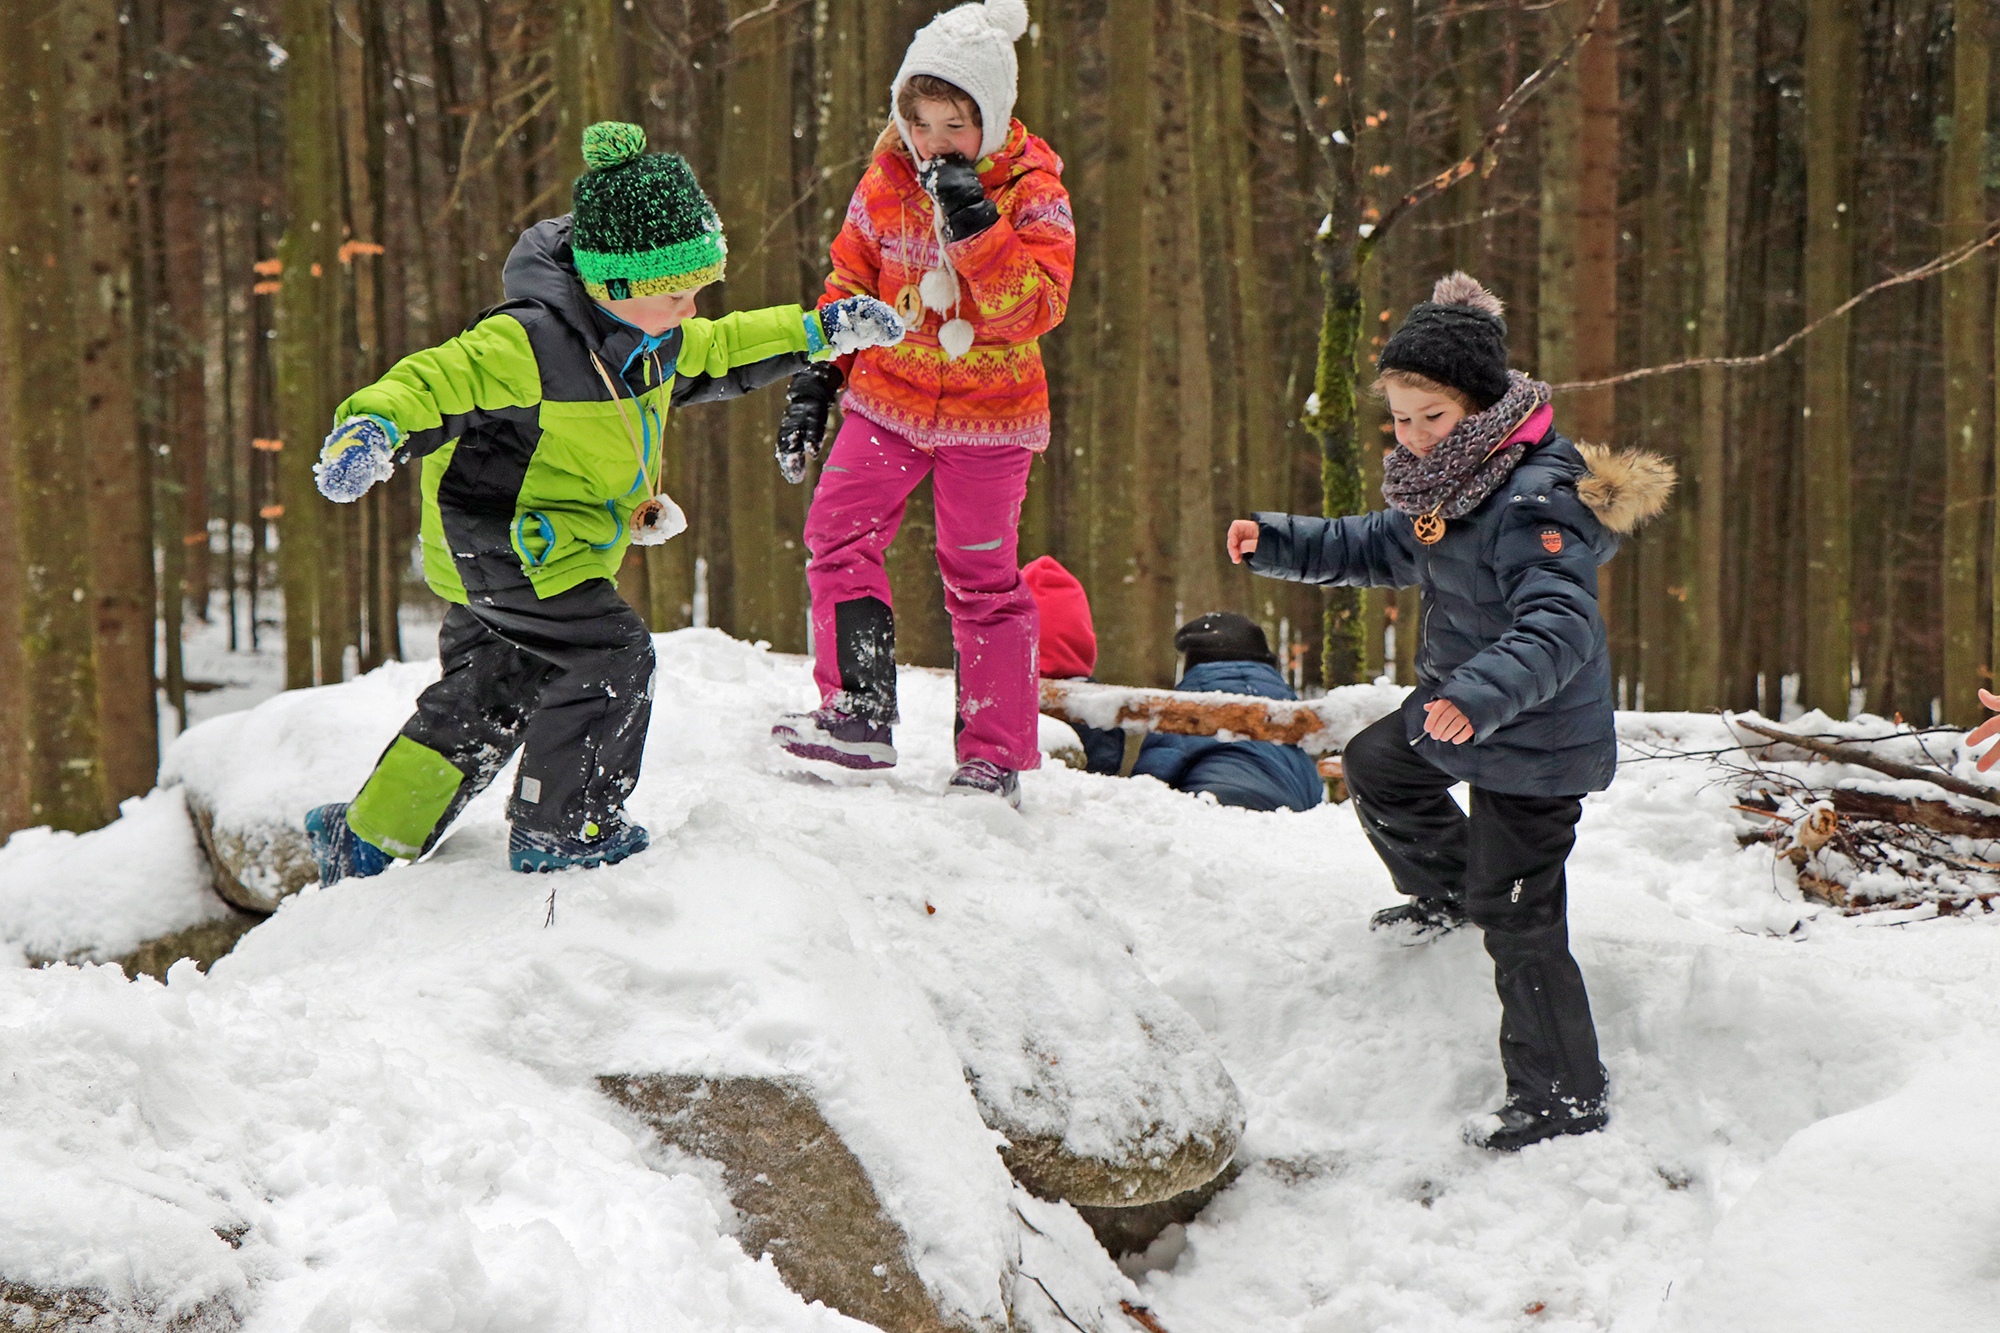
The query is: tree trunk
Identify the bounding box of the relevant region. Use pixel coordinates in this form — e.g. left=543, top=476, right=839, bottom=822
left=1089, top=0, right=1158, bottom=685
left=1, top=0, right=110, bottom=830
left=276, top=0, right=346, bottom=688
left=68, top=0, right=158, bottom=802
left=1570, top=0, right=1619, bottom=447
left=1312, top=0, right=1368, bottom=690
left=1800, top=0, right=1859, bottom=718
left=1946, top=0, right=1993, bottom=725
left=1689, top=0, right=1735, bottom=710
left=717, top=0, right=807, bottom=651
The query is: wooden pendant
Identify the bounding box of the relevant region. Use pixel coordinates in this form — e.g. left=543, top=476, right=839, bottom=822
left=894, top=283, right=925, bottom=326
left=1413, top=509, right=1446, bottom=545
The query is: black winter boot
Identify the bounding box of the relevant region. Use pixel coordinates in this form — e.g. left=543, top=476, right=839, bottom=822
left=1369, top=896, right=1468, bottom=945
left=1465, top=1096, right=1608, bottom=1152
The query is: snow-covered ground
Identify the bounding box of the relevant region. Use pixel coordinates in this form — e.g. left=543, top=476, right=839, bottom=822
left=5, top=628, right=2000, bottom=1332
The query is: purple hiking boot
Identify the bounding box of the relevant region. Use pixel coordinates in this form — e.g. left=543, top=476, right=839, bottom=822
left=772, top=707, right=897, bottom=771
left=945, top=758, right=1021, bottom=809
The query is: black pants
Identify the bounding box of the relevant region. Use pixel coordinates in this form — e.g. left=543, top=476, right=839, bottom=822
left=1343, top=711, right=1606, bottom=1114
left=385, top=578, right=654, bottom=850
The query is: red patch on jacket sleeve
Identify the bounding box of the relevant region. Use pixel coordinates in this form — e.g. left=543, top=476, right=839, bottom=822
left=1540, top=528, right=1564, bottom=554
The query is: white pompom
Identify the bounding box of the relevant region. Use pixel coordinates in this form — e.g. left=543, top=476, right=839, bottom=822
left=939, top=319, right=975, bottom=360
left=919, top=267, right=959, bottom=313
left=984, top=0, right=1030, bottom=41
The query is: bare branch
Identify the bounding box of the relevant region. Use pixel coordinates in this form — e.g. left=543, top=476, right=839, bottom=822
left=1732, top=718, right=2000, bottom=805
left=1552, top=220, right=2000, bottom=392
left=1249, top=0, right=1343, bottom=180
left=1367, top=0, right=1610, bottom=249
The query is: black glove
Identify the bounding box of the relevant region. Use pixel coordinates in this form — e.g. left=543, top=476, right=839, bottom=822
left=776, top=361, right=843, bottom=484
left=918, top=153, right=1000, bottom=243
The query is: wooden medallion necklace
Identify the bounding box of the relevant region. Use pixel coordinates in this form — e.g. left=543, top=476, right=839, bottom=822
left=1409, top=401, right=1539, bottom=546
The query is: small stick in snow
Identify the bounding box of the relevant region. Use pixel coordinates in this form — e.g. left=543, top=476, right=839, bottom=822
left=1120, top=1301, right=1173, bottom=1333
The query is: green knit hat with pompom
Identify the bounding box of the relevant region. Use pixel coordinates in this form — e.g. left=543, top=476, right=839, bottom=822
left=571, top=122, right=726, bottom=300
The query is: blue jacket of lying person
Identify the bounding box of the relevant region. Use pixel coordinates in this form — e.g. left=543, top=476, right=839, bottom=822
left=1075, top=614, right=1323, bottom=813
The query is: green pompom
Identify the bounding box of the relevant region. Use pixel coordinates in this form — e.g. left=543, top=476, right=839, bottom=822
left=582, top=121, right=647, bottom=171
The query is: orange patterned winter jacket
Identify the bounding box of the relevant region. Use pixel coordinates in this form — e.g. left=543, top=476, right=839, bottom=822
left=821, top=119, right=1075, bottom=451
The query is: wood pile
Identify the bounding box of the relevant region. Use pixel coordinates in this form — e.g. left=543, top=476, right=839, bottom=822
left=1726, top=720, right=2000, bottom=915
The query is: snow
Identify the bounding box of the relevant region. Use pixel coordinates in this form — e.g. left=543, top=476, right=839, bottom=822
left=6, top=629, right=2000, bottom=1331
left=0, top=789, right=224, bottom=965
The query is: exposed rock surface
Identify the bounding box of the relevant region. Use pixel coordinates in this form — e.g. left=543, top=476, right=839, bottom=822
left=114, top=911, right=262, bottom=982
left=0, top=1280, right=237, bottom=1332
left=1073, top=1160, right=1245, bottom=1257
left=600, top=1074, right=982, bottom=1333
left=182, top=792, right=315, bottom=916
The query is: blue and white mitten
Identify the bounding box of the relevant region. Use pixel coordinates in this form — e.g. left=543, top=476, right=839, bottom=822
left=315, top=415, right=399, bottom=503
left=806, top=295, right=906, bottom=358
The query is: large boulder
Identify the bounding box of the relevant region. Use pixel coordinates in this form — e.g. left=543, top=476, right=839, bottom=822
left=601, top=1075, right=983, bottom=1333
left=875, top=876, right=1245, bottom=1208
left=181, top=793, right=314, bottom=915
left=160, top=662, right=438, bottom=915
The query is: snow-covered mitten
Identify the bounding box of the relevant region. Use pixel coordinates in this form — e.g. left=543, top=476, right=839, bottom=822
left=918, top=153, right=1000, bottom=242
left=775, top=362, right=843, bottom=484
left=808, top=295, right=905, bottom=357
left=315, top=415, right=399, bottom=503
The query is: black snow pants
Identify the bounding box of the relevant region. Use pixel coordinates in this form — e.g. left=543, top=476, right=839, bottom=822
left=349, top=577, right=654, bottom=857
left=1341, top=711, right=1607, bottom=1115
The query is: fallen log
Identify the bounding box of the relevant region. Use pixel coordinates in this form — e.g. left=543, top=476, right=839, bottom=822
left=1731, top=719, right=2000, bottom=805
left=1038, top=679, right=1346, bottom=754
left=1827, top=788, right=2000, bottom=841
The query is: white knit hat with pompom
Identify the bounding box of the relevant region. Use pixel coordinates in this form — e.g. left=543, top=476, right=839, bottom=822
left=891, top=0, right=1031, bottom=161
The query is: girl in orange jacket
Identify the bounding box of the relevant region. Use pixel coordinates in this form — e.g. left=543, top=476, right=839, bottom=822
left=771, top=0, right=1075, bottom=810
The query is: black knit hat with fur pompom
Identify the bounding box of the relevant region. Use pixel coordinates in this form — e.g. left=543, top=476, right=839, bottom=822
left=1378, top=272, right=1511, bottom=410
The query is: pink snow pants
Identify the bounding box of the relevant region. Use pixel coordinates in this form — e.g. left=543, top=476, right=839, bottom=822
left=805, top=413, right=1041, bottom=771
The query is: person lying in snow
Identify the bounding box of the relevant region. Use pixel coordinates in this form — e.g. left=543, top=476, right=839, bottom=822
left=769, top=0, right=1075, bottom=811
left=1022, top=559, right=1321, bottom=813
left=302, top=122, right=902, bottom=881
left=1229, top=272, right=1674, bottom=1151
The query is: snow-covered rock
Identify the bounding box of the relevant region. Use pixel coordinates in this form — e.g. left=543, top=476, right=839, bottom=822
left=157, top=639, right=1246, bottom=1210
left=161, top=663, right=440, bottom=913
left=603, top=1073, right=978, bottom=1332
left=14, top=627, right=2000, bottom=1331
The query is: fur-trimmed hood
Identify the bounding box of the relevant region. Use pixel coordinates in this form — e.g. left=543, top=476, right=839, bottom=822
left=1575, top=442, right=1676, bottom=535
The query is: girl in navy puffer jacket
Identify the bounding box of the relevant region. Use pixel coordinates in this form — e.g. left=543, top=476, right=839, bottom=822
left=1228, top=273, right=1673, bottom=1152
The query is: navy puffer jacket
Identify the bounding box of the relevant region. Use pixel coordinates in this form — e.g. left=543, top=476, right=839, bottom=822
left=1078, top=660, right=1324, bottom=812
left=1248, top=430, right=1642, bottom=797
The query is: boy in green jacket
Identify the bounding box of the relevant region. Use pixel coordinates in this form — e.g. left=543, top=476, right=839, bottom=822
left=304, top=122, right=902, bottom=880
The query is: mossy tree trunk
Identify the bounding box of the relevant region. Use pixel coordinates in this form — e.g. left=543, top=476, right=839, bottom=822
left=68, top=0, right=158, bottom=802
left=0, top=0, right=110, bottom=831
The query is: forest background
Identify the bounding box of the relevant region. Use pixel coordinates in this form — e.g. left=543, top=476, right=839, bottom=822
left=1, top=0, right=1994, bottom=839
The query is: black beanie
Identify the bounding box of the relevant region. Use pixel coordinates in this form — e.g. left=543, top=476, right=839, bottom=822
left=1175, top=612, right=1277, bottom=670
left=1377, top=271, right=1511, bottom=410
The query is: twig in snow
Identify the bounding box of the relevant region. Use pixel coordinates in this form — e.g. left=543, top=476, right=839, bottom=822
left=1121, top=1300, right=1174, bottom=1333
left=1016, top=1271, right=1088, bottom=1333
left=544, top=885, right=557, bottom=929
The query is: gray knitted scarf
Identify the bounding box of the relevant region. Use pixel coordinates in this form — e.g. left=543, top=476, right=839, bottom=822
left=1381, top=371, right=1552, bottom=520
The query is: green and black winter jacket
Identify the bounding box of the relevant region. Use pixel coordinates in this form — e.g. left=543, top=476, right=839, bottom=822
left=336, top=216, right=821, bottom=603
